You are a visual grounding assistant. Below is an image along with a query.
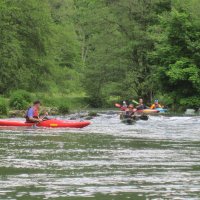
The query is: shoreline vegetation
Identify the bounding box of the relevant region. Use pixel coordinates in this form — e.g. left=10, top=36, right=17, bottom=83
left=0, top=90, right=199, bottom=119
left=0, top=89, right=105, bottom=118
left=0, top=90, right=87, bottom=118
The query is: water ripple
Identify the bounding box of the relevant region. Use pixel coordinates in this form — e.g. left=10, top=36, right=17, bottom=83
left=0, top=114, right=200, bottom=199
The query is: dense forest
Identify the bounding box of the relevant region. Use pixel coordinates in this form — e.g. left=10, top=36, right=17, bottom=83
left=0, top=0, right=200, bottom=109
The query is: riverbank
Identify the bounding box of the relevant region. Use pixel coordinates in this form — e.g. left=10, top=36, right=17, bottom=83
left=0, top=91, right=89, bottom=117
left=0, top=90, right=119, bottom=118
left=1, top=90, right=199, bottom=118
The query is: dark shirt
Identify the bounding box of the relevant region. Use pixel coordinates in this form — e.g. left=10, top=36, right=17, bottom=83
left=137, top=104, right=147, bottom=110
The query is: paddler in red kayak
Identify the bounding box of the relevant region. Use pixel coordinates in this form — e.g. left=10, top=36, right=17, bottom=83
left=25, top=100, right=47, bottom=123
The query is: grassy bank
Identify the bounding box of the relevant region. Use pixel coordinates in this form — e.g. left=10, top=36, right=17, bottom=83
left=0, top=90, right=89, bottom=118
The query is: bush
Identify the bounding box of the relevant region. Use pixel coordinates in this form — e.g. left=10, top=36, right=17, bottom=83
left=58, top=103, right=70, bottom=114
left=0, top=98, right=8, bottom=115
left=9, top=90, right=32, bottom=110
left=154, top=94, right=174, bottom=107
left=87, top=96, right=106, bottom=108
left=180, top=96, right=200, bottom=109
left=35, top=93, right=88, bottom=110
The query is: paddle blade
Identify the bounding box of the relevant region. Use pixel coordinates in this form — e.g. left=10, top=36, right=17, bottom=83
left=132, top=100, right=139, bottom=104
left=115, top=103, right=121, bottom=108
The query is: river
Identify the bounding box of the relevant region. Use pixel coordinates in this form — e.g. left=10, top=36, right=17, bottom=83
left=0, top=113, right=200, bottom=199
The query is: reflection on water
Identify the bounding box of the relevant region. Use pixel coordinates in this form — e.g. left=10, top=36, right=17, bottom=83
left=0, top=114, right=200, bottom=199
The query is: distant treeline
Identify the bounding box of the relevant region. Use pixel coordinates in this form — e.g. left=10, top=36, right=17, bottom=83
left=0, top=0, right=200, bottom=108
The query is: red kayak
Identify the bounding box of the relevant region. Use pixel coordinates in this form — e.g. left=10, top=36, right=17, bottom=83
left=0, top=119, right=91, bottom=128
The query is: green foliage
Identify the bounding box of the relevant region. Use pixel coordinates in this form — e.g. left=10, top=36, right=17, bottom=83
left=151, top=6, right=200, bottom=107
left=0, top=0, right=53, bottom=93
left=0, top=98, right=8, bottom=115
left=35, top=93, right=87, bottom=110
left=0, top=0, right=82, bottom=95
left=9, top=90, right=31, bottom=110
left=154, top=94, right=174, bottom=106
left=86, top=96, right=105, bottom=108
left=0, top=0, right=200, bottom=109
left=58, top=103, right=70, bottom=114
left=75, top=0, right=173, bottom=106
left=180, top=96, right=200, bottom=108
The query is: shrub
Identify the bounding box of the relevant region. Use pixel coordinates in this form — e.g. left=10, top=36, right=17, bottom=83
left=9, top=90, right=32, bottom=110
left=87, top=96, right=106, bottom=108
left=58, top=103, right=70, bottom=114
left=180, top=96, right=200, bottom=109
left=154, top=94, right=174, bottom=107
left=0, top=98, right=8, bottom=115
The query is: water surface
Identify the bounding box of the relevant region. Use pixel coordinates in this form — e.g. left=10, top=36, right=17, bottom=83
left=0, top=114, right=200, bottom=199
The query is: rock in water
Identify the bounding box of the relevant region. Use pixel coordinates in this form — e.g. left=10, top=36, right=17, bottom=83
left=185, top=109, right=195, bottom=115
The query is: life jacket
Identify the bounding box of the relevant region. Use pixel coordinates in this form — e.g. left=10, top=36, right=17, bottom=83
left=150, top=104, right=161, bottom=109
left=25, top=106, right=39, bottom=120
left=137, top=104, right=146, bottom=110
left=125, top=108, right=134, bottom=116
left=33, top=107, right=39, bottom=118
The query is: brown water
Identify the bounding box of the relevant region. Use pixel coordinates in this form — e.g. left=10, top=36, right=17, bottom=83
left=0, top=114, right=200, bottom=199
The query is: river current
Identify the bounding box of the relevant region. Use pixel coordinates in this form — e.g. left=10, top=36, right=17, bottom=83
left=0, top=113, right=200, bottom=199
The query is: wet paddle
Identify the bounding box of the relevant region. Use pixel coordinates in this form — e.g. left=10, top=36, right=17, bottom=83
left=31, top=115, right=50, bottom=128
left=132, top=100, right=139, bottom=104
left=115, top=103, right=122, bottom=108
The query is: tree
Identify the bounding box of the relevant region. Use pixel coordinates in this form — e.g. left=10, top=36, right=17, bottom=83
left=151, top=8, right=200, bottom=107
left=76, top=0, right=172, bottom=106
left=0, top=0, right=53, bottom=93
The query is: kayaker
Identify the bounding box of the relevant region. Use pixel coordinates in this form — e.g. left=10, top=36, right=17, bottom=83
left=136, top=98, right=147, bottom=110
left=125, top=104, right=135, bottom=116
left=120, top=104, right=135, bottom=120
left=150, top=100, right=162, bottom=109
left=120, top=100, right=128, bottom=111
left=25, top=100, right=47, bottom=123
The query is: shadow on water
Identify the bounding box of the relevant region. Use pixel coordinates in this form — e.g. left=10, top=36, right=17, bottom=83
left=0, top=114, right=200, bottom=199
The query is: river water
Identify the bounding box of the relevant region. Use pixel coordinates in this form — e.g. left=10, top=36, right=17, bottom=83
left=0, top=113, right=200, bottom=200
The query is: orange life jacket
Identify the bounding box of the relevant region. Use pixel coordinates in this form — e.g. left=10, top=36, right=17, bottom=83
left=25, top=107, right=39, bottom=120
left=150, top=104, right=161, bottom=109
left=33, top=107, right=39, bottom=118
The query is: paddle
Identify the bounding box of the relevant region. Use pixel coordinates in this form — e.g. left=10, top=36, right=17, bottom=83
left=132, top=99, right=151, bottom=109
left=31, top=114, right=50, bottom=128
left=115, top=103, right=122, bottom=108
left=132, top=100, right=139, bottom=105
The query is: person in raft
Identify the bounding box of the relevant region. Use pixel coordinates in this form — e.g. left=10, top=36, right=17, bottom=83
left=125, top=104, right=135, bottom=116
left=25, top=100, right=48, bottom=123
left=150, top=99, right=162, bottom=109
left=120, top=100, right=128, bottom=111
left=136, top=98, right=147, bottom=110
